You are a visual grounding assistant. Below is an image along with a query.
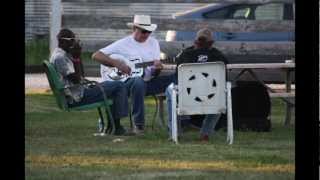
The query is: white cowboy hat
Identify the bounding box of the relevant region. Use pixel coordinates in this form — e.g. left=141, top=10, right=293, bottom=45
left=127, top=15, right=157, bottom=32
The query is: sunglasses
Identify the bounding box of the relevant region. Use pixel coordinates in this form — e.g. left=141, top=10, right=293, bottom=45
left=59, top=37, right=80, bottom=41
left=136, top=27, right=152, bottom=34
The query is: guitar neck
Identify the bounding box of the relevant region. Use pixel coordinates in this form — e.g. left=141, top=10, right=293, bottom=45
left=134, top=61, right=176, bottom=70
left=135, top=61, right=155, bottom=68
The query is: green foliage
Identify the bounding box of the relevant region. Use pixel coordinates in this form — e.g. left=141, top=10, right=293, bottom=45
left=80, top=51, right=100, bottom=66
left=25, top=93, right=295, bottom=180
left=25, top=39, right=96, bottom=66
left=25, top=39, right=50, bottom=65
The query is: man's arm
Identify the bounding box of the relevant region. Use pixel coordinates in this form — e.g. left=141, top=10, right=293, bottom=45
left=219, top=52, right=228, bottom=64
left=91, top=51, right=131, bottom=74
left=214, top=49, right=229, bottom=64
left=53, top=55, right=81, bottom=84
left=172, top=49, right=186, bottom=84
left=70, top=40, right=85, bottom=78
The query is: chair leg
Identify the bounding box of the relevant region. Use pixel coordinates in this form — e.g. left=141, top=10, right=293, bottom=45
left=97, top=108, right=105, bottom=133
left=104, top=106, right=115, bottom=134
left=226, top=82, right=234, bottom=145
left=105, top=119, right=112, bottom=134
left=151, top=95, right=159, bottom=130
left=128, top=98, right=133, bottom=129
left=171, top=88, right=179, bottom=144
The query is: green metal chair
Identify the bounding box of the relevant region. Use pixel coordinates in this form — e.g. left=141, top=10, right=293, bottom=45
left=43, top=60, right=115, bottom=135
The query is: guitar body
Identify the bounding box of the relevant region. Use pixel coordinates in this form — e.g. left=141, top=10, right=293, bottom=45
left=104, top=54, right=154, bottom=82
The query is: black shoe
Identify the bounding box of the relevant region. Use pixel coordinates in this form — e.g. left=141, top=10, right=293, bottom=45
left=114, top=126, right=135, bottom=136
left=133, top=125, right=145, bottom=135
left=114, top=126, right=127, bottom=136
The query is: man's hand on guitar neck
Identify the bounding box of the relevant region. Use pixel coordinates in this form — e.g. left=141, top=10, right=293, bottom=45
left=150, top=60, right=163, bottom=77
left=153, top=60, right=163, bottom=70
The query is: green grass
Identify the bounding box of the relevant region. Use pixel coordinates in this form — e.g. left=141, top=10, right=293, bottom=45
left=25, top=92, right=295, bottom=180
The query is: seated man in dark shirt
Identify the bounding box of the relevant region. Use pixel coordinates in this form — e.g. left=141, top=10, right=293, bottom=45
left=166, top=28, right=228, bottom=142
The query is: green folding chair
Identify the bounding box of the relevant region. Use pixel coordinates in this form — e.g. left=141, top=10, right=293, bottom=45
left=43, top=60, right=115, bottom=135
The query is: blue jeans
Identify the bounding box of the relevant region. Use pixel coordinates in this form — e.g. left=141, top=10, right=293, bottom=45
left=165, top=83, right=221, bottom=136
left=124, top=74, right=174, bottom=126
left=70, top=81, right=128, bottom=120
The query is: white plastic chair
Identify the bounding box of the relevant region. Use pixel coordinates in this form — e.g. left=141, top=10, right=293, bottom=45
left=171, top=62, right=234, bottom=144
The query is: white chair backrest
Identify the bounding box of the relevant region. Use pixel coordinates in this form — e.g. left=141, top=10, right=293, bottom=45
left=177, top=62, right=226, bottom=115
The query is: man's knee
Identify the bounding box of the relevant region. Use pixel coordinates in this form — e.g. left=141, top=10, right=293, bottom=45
left=131, top=77, right=145, bottom=89
left=101, top=81, right=126, bottom=94
left=114, top=81, right=126, bottom=88
left=165, top=83, right=174, bottom=98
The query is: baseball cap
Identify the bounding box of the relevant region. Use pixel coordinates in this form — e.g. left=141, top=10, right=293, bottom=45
left=196, top=28, right=213, bottom=42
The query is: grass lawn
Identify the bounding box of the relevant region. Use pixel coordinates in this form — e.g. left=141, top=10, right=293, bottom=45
left=25, top=91, right=295, bottom=180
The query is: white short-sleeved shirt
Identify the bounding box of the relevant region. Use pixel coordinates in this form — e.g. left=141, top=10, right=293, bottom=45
left=99, top=35, right=160, bottom=81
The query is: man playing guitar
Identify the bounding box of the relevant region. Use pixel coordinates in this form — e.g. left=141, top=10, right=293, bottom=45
left=92, top=15, right=174, bottom=134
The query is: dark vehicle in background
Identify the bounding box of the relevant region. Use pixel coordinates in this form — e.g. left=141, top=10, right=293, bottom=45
left=162, top=2, right=295, bottom=82
left=164, top=2, right=295, bottom=61
left=166, top=2, right=294, bottom=42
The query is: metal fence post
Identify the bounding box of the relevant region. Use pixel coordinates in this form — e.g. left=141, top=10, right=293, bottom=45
left=50, top=0, right=62, bottom=56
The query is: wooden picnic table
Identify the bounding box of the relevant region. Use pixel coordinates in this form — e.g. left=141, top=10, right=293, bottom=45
left=227, top=62, right=295, bottom=126
left=152, top=61, right=295, bottom=129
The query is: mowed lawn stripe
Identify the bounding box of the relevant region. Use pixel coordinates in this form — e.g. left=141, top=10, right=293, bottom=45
left=26, top=154, right=294, bottom=173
